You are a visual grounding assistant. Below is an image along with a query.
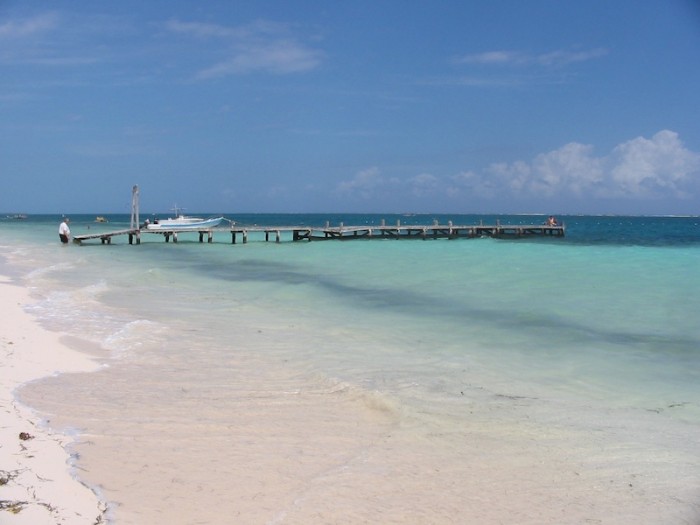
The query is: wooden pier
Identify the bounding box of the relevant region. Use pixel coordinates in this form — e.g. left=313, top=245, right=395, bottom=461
left=231, top=222, right=564, bottom=243
left=72, top=186, right=565, bottom=245
left=72, top=228, right=141, bottom=245
left=74, top=222, right=564, bottom=245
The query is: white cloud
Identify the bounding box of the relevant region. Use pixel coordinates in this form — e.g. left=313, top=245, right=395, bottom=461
left=336, top=167, right=401, bottom=199
left=198, top=39, right=322, bottom=78
left=337, top=167, right=381, bottom=192
left=335, top=131, right=700, bottom=210
left=166, top=18, right=323, bottom=78
left=165, top=19, right=241, bottom=39
left=608, top=130, right=700, bottom=197
left=0, top=13, right=58, bottom=38
left=457, top=47, right=608, bottom=67
left=409, top=173, right=438, bottom=196
left=484, top=130, right=699, bottom=201
left=536, top=48, right=608, bottom=67
left=458, top=50, right=521, bottom=65
left=488, top=161, right=532, bottom=192
left=0, top=12, right=137, bottom=69
left=529, top=143, right=604, bottom=195
left=449, top=169, right=500, bottom=199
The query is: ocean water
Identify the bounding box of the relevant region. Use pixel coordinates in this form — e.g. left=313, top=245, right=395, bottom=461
left=1, top=213, right=699, bottom=524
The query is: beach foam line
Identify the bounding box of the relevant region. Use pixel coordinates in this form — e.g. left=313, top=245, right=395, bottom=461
left=0, top=275, right=106, bottom=524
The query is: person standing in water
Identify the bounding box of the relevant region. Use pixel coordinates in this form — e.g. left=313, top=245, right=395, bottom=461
left=58, top=217, right=71, bottom=244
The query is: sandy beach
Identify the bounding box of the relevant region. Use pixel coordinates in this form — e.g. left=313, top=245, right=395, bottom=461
left=0, top=275, right=106, bottom=524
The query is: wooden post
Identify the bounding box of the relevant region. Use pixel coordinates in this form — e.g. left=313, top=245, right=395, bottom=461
left=232, top=232, right=236, bottom=244
left=208, top=231, right=213, bottom=243
left=173, top=232, right=178, bottom=243
left=276, top=230, right=280, bottom=243
left=199, top=232, right=204, bottom=243
left=130, top=185, right=140, bottom=231
left=243, top=230, right=248, bottom=243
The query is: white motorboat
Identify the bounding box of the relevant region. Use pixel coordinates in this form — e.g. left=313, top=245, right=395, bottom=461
left=144, top=211, right=225, bottom=231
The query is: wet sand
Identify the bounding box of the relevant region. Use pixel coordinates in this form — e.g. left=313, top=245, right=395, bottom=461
left=0, top=275, right=105, bottom=524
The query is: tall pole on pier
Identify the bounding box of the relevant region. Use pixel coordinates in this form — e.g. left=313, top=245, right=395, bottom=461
left=130, top=185, right=140, bottom=230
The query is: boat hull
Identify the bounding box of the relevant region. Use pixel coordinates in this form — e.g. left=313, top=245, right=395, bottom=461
left=145, top=217, right=225, bottom=231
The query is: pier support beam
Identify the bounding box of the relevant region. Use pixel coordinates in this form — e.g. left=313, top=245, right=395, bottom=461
left=196, top=231, right=214, bottom=243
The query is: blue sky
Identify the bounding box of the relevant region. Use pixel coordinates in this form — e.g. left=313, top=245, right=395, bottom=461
left=2, top=1, right=700, bottom=215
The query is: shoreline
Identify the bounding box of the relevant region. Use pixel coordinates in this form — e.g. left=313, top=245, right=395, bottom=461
left=0, top=275, right=107, bottom=524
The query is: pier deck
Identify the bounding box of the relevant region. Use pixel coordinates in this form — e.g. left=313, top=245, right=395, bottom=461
left=73, top=222, right=564, bottom=245
left=73, top=187, right=565, bottom=245
left=286, top=223, right=564, bottom=242
left=72, top=228, right=140, bottom=245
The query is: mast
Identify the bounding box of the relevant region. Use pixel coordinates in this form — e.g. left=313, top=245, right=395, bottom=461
left=130, top=185, right=140, bottom=230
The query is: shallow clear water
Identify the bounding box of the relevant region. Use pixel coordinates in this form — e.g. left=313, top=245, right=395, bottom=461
left=2, top=213, right=699, bottom=524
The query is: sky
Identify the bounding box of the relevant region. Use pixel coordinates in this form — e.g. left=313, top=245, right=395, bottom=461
left=2, top=0, right=700, bottom=215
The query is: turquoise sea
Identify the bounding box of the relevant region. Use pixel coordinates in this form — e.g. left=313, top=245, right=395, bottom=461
left=2, top=213, right=699, bottom=524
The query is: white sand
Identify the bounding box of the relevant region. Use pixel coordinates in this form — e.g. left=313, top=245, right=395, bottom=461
left=0, top=275, right=106, bottom=524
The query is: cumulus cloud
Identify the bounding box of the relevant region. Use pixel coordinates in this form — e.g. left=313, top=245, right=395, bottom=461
left=485, top=130, right=700, bottom=201
left=336, top=130, right=700, bottom=210
left=608, top=130, right=700, bottom=197
left=166, top=18, right=323, bottom=78
left=529, top=143, right=604, bottom=195
left=408, top=173, right=439, bottom=196
left=336, top=167, right=400, bottom=199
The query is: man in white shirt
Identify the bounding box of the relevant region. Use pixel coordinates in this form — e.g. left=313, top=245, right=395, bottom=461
left=58, top=218, right=71, bottom=244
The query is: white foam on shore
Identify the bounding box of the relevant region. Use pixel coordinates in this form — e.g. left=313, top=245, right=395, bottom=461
left=0, top=275, right=107, bottom=524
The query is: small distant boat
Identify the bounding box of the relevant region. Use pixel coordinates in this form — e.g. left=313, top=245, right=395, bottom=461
left=95, top=216, right=108, bottom=223
left=7, top=214, right=28, bottom=220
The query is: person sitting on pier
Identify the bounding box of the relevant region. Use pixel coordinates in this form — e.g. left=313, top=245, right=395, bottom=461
left=546, top=216, right=558, bottom=226
left=58, top=217, right=71, bottom=244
